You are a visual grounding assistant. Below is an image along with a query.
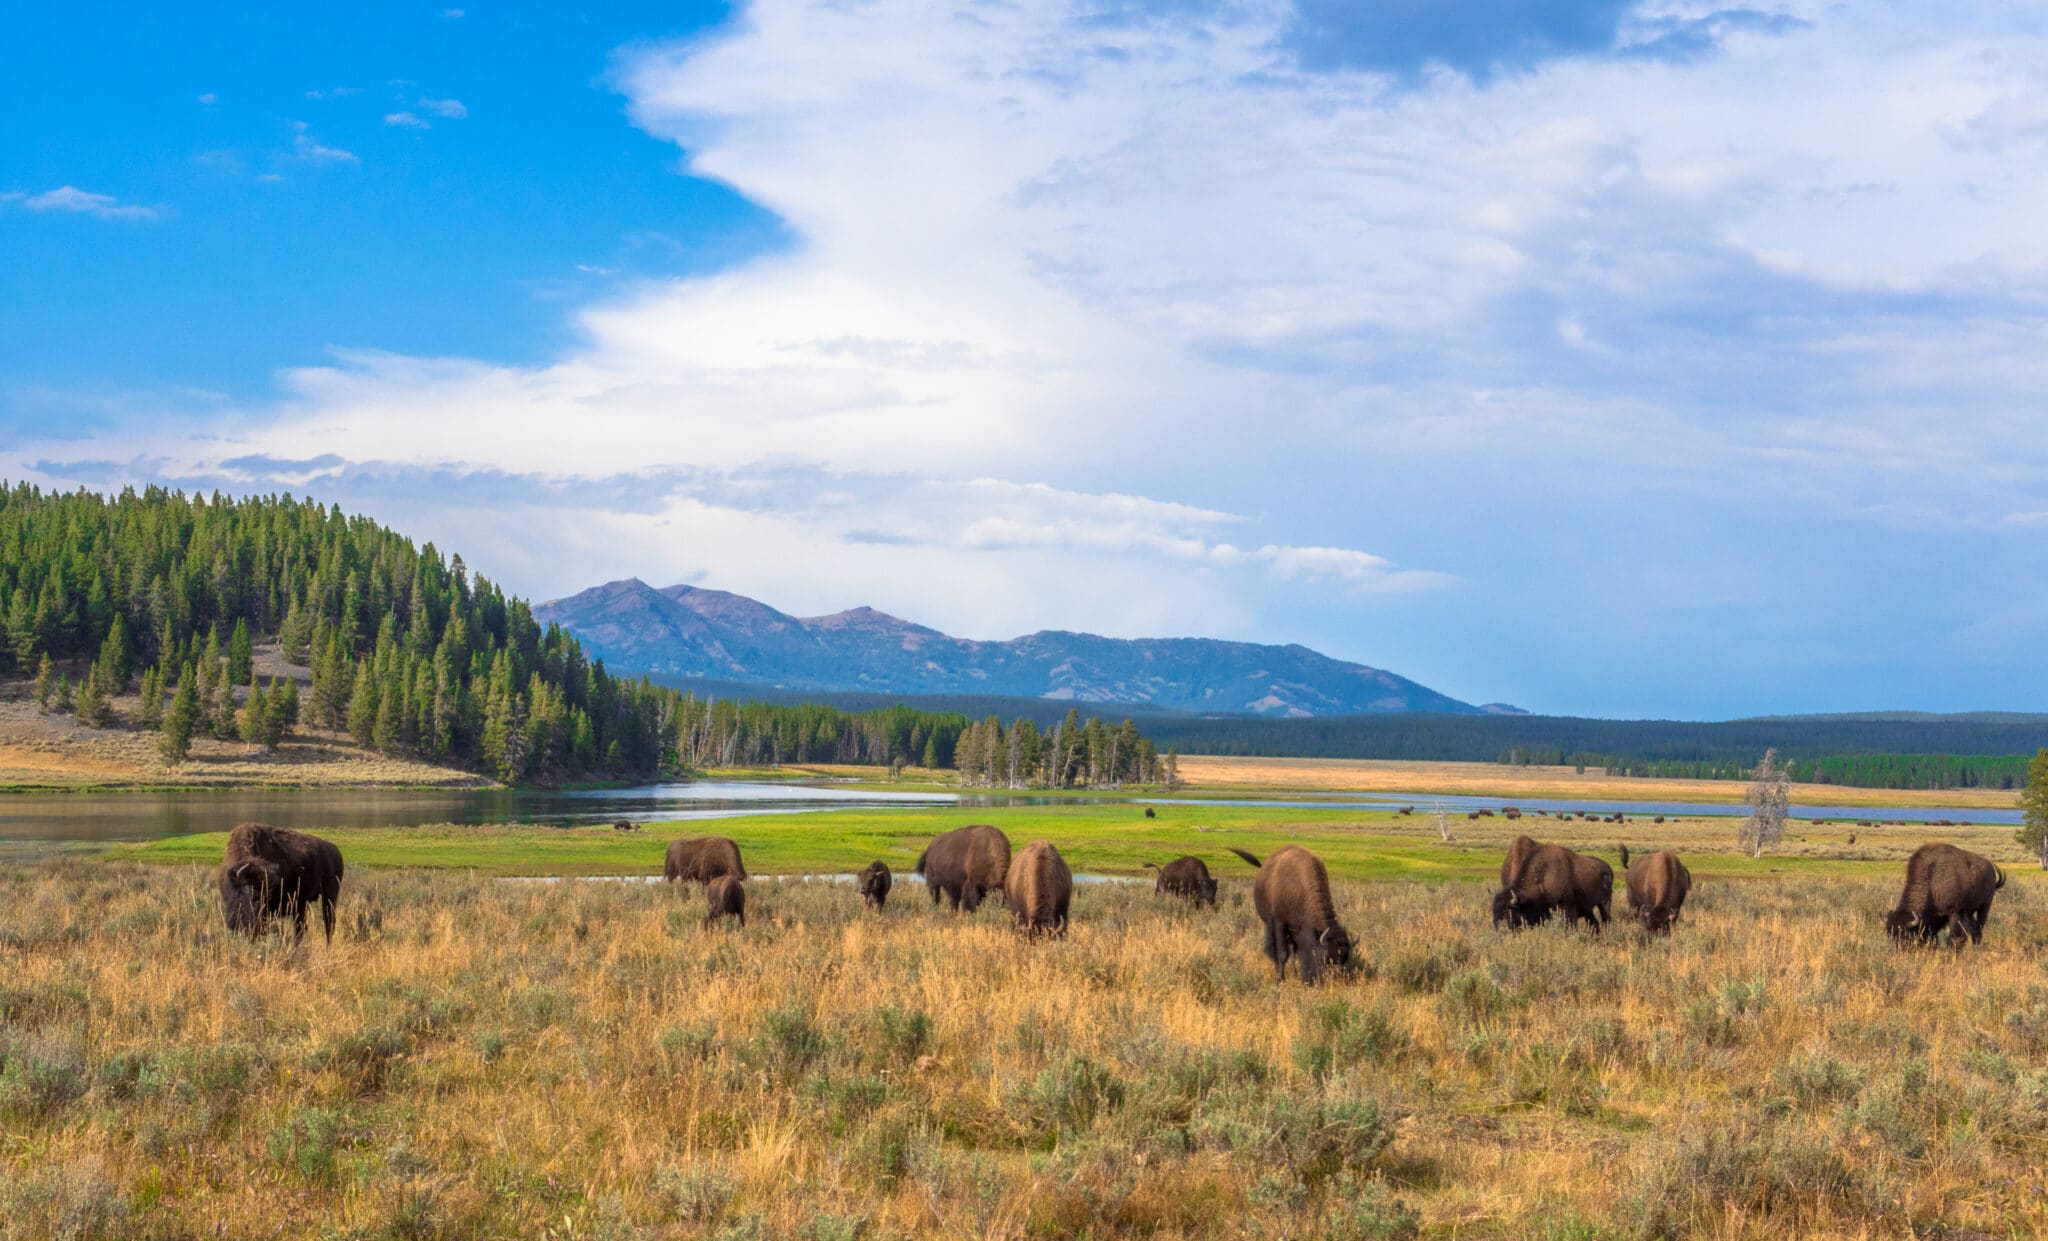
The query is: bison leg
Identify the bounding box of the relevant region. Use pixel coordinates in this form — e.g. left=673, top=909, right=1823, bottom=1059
left=1261, top=918, right=1288, bottom=980
left=961, top=883, right=982, bottom=914
left=1946, top=912, right=1975, bottom=948
left=1294, top=927, right=1322, bottom=985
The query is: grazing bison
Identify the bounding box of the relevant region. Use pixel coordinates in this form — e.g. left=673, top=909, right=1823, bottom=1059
left=1619, top=845, right=1691, bottom=933
left=1886, top=843, right=2004, bottom=948
left=857, top=860, right=892, bottom=910
left=1145, top=856, right=1218, bottom=907
left=1228, top=846, right=1353, bottom=984
left=613, top=819, right=639, bottom=832
left=1144, top=806, right=1157, bottom=819
left=1503, top=807, right=1522, bottom=820
left=703, top=875, right=746, bottom=928
left=1492, top=835, right=1613, bottom=932
left=665, top=836, right=746, bottom=888
left=1847, top=833, right=1857, bottom=845
left=1005, top=840, right=1073, bottom=938
left=916, top=824, right=1011, bottom=913
left=219, top=823, right=345, bottom=944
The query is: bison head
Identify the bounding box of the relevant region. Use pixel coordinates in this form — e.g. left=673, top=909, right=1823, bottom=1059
left=1490, top=889, right=1515, bottom=929
left=220, top=858, right=283, bottom=934
left=1883, top=908, right=1918, bottom=941
left=1317, top=923, right=1354, bottom=971
left=1198, top=876, right=1218, bottom=907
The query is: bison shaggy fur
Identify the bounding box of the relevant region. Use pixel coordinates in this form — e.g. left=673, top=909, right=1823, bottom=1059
left=1005, top=840, right=1073, bottom=938
left=219, top=823, right=345, bottom=943
left=1493, top=835, right=1612, bottom=932
left=703, top=875, right=746, bottom=927
left=1620, top=845, right=1690, bottom=934
left=1229, top=846, right=1352, bottom=983
left=665, top=836, right=746, bottom=887
left=1145, top=856, right=1218, bottom=907
left=915, top=824, right=1011, bottom=913
left=858, top=860, right=892, bottom=911
left=1886, top=843, right=2004, bottom=948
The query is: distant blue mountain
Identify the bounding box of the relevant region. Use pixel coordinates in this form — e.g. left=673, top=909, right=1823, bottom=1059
left=535, top=578, right=1489, bottom=718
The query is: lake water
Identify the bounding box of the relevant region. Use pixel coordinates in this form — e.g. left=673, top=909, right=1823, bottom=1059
left=0, top=778, right=2018, bottom=854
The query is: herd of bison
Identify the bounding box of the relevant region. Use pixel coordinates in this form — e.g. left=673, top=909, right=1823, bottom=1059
left=215, top=819, right=2011, bottom=983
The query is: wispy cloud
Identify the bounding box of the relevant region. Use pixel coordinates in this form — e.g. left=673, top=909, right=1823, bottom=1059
left=418, top=96, right=468, bottom=120
left=197, top=92, right=218, bottom=106
left=287, top=120, right=357, bottom=165
left=12, top=186, right=159, bottom=221
left=384, top=112, right=430, bottom=129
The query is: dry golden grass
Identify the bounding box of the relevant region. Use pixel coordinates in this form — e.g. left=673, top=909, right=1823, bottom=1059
left=1175, top=755, right=2023, bottom=810
left=4, top=859, right=2047, bottom=1238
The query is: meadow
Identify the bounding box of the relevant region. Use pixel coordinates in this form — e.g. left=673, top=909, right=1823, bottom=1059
left=5, top=835, right=2048, bottom=1239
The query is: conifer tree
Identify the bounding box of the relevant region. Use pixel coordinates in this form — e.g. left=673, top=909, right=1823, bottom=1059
left=32, top=653, right=54, bottom=713
left=240, top=676, right=269, bottom=746
left=348, top=662, right=379, bottom=746
left=54, top=671, right=75, bottom=714
left=228, top=618, right=253, bottom=686
left=161, top=665, right=199, bottom=767
left=263, top=678, right=296, bottom=750
left=98, top=614, right=133, bottom=693
left=210, top=667, right=239, bottom=741
left=75, top=661, right=110, bottom=728
left=137, top=665, right=164, bottom=729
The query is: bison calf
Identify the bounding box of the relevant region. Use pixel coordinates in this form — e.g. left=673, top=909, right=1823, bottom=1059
left=1886, top=843, right=2003, bottom=948
left=704, top=875, right=746, bottom=928
left=1493, top=835, right=1612, bottom=933
left=1145, top=856, right=1218, bottom=907
left=1620, top=845, right=1690, bottom=934
left=219, top=823, right=345, bottom=944
left=1229, top=846, right=1352, bottom=984
left=916, top=824, right=1011, bottom=913
left=858, top=860, right=892, bottom=911
left=1006, top=840, right=1073, bottom=938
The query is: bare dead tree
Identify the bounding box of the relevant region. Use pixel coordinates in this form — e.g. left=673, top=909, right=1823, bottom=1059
left=1741, top=747, right=1790, bottom=858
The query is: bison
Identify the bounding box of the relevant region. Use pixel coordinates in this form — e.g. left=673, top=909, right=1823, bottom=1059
left=1492, top=835, right=1613, bottom=932
left=1228, top=846, right=1353, bottom=984
left=857, top=860, right=892, bottom=911
left=1619, top=845, right=1690, bottom=934
left=704, top=874, right=746, bottom=928
left=665, top=836, right=746, bottom=888
left=219, top=823, right=345, bottom=944
left=1005, top=840, right=1073, bottom=938
left=916, top=824, right=1011, bottom=913
left=1144, top=806, right=1157, bottom=819
left=613, top=819, right=640, bottom=832
left=1145, top=856, right=1218, bottom=907
left=1885, top=843, right=2004, bottom=948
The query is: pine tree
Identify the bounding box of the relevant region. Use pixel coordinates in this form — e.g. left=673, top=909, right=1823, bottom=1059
left=54, top=672, right=75, bottom=714
left=137, top=666, right=164, bottom=729
left=2018, top=748, right=2048, bottom=870
left=258, top=679, right=290, bottom=751
left=210, top=666, right=239, bottom=740
left=75, top=661, right=110, bottom=728
left=161, top=665, right=199, bottom=767
left=32, top=653, right=54, bottom=713
left=6, top=589, right=38, bottom=670
left=228, top=618, right=253, bottom=686
left=348, top=662, right=379, bottom=746
left=240, top=675, right=268, bottom=745
left=278, top=601, right=311, bottom=664
left=98, top=614, right=133, bottom=693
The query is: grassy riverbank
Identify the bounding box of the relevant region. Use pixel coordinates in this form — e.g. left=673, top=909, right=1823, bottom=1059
left=5, top=859, right=2047, bottom=1238
left=108, top=802, right=2041, bottom=880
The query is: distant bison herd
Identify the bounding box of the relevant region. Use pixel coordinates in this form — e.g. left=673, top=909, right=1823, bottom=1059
left=212, top=821, right=2019, bottom=975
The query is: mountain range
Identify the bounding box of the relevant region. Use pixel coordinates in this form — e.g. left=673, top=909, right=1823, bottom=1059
left=535, top=578, right=1513, bottom=718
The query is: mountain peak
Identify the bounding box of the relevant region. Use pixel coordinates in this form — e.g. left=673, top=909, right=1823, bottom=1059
left=534, top=580, right=1481, bottom=717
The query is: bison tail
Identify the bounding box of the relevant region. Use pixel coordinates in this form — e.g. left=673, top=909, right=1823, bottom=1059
left=1141, top=861, right=1159, bottom=869
left=1618, top=844, right=1630, bottom=868
left=1995, top=865, right=2006, bottom=891
left=914, top=848, right=929, bottom=875
left=1227, top=846, right=1262, bottom=870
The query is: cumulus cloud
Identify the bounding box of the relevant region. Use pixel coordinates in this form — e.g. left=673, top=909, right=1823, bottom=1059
left=288, top=120, right=357, bottom=165
left=418, top=96, right=468, bottom=119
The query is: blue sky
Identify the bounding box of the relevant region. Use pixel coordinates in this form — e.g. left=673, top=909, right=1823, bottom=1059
left=6, top=1, right=2048, bottom=719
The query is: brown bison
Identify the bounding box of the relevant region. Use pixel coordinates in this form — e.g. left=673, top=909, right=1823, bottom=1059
left=1228, top=846, right=1353, bottom=984
left=219, top=823, right=345, bottom=944
left=1144, top=806, right=1156, bottom=819
left=1492, top=835, right=1613, bottom=932
left=665, top=836, right=746, bottom=888
left=916, top=824, right=1011, bottom=913
left=703, top=875, right=746, bottom=927
left=1005, top=840, right=1073, bottom=938
left=1886, top=843, right=2004, bottom=948
left=1619, top=845, right=1690, bottom=933
left=1144, top=856, right=1218, bottom=907
left=613, top=819, right=640, bottom=832
left=857, top=860, right=892, bottom=910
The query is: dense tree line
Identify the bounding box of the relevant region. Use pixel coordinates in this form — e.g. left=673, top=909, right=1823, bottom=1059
left=0, top=484, right=678, bottom=783
left=2, top=484, right=1175, bottom=788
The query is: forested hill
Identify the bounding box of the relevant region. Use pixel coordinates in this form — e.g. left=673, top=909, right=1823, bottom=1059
left=0, top=484, right=1174, bottom=787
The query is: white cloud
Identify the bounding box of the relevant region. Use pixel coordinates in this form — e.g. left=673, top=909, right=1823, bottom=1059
left=418, top=97, right=467, bottom=119
left=288, top=120, right=357, bottom=165
left=15, top=186, right=159, bottom=221
left=384, top=112, right=430, bottom=129
left=197, top=92, right=218, bottom=105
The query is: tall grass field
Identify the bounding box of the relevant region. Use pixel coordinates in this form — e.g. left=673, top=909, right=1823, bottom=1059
left=4, top=843, right=2047, bottom=1238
